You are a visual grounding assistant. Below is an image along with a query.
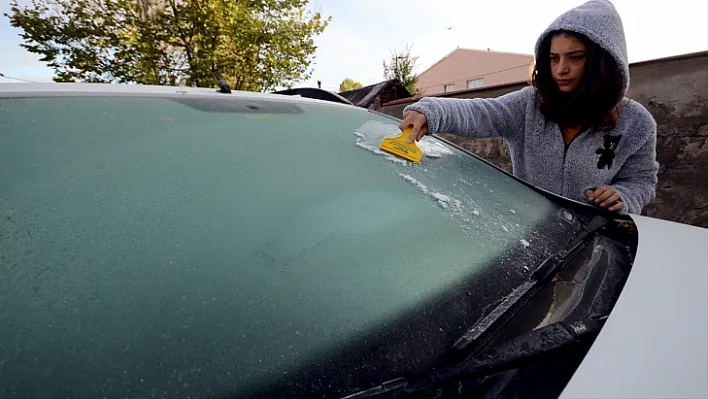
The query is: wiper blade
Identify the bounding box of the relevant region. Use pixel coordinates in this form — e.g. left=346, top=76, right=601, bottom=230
left=342, top=377, right=408, bottom=399
left=451, top=214, right=609, bottom=355
left=531, top=214, right=608, bottom=282
left=341, top=316, right=607, bottom=399
left=342, top=215, right=610, bottom=399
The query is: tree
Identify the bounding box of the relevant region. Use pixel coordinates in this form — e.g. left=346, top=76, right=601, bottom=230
left=382, top=44, right=420, bottom=96
left=5, top=0, right=331, bottom=92
left=339, top=77, right=363, bottom=92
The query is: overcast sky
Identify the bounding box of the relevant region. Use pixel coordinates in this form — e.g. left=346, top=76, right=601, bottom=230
left=1, top=0, right=707, bottom=90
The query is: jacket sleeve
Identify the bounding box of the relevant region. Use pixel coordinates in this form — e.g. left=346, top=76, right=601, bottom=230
left=610, top=117, right=660, bottom=215
left=402, top=87, right=533, bottom=140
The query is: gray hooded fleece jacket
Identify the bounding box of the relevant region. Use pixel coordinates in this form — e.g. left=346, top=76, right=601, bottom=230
left=404, top=0, right=659, bottom=215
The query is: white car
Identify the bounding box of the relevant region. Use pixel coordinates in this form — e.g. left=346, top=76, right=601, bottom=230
left=0, top=83, right=705, bottom=399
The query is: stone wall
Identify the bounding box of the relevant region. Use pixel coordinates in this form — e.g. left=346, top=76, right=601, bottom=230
left=380, top=51, right=708, bottom=228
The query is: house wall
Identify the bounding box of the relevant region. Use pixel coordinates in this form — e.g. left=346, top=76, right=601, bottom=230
left=416, top=49, right=534, bottom=96
left=380, top=51, right=708, bottom=228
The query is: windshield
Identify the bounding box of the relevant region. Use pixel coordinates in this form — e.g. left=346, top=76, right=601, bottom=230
left=0, top=93, right=581, bottom=398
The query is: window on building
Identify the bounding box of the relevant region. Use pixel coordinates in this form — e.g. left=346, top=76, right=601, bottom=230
left=444, top=84, right=455, bottom=93
left=467, top=78, right=484, bottom=89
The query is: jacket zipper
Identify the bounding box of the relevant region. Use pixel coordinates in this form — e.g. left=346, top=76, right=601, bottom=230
left=560, top=126, right=591, bottom=196
left=561, top=136, right=570, bottom=196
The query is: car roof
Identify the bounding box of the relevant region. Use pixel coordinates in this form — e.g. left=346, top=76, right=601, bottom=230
left=0, top=82, right=363, bottom=110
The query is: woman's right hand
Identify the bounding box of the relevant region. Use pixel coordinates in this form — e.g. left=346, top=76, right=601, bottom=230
left=398, top=110, right=429, bottom=143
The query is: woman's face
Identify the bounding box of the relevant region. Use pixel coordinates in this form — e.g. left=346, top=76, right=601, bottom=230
left=549, top=33, right=587, bottom=92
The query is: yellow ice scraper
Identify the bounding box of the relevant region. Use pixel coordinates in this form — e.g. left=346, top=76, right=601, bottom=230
left=379, top=127, right=424, bottom=163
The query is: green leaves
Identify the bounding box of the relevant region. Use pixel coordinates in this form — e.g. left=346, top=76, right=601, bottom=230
left=383, top=44, right=420, bottom=96
left=5, top=0, right=330, bottom=91
left=339, top=78, right=363, bottom=92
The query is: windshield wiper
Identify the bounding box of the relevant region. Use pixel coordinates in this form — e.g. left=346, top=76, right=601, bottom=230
left=342, top=214, right=610, bottom=399
left=341, top=315, right=607, bottom=399
left=450, top=214, right=609, bottom=356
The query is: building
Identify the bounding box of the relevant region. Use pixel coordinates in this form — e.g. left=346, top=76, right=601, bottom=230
left=416, top=48, right=534, bottom=95
left=338, top=79, right=411, bottom=111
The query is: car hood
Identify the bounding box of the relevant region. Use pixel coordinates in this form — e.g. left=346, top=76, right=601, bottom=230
left=560, top=215, right=708, bottom=399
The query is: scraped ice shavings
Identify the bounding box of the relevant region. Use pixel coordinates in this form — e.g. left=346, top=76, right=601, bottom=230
left=398, top=173, right=428, bottom=193
left=417, top=138, right=453, bottom=158
left=430, top=192, right=462, bottom=210
left=355, top=138, right=407, bottom=164
left=351, top=121, right=475, bottom=219
left=520, top=239, right=530, bottom=247
left=355, top=141, right=385, bottom=155
left=353, top=122, right=411, bottom=164
left=397, top=174, right=463, bottom=211
left=386, top=156, right=409, bottom=165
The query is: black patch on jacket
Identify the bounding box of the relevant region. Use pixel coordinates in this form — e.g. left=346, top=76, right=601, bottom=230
left=596, top=134, right=622, bottom=169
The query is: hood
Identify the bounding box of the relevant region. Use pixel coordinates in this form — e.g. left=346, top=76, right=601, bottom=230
left=534, top=0, right=630, bottom=94
left=559, top=215, right=708, bottom=398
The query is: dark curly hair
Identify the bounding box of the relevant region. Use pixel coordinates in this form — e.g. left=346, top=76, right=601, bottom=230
left=531, top=30, right=624, bottom=131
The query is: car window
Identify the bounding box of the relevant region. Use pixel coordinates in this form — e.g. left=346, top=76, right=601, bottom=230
left=0, top=95, right=580, bottom=397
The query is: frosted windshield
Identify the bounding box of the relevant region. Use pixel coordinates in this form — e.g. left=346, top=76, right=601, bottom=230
left=0, top=95, right=579, bottom=398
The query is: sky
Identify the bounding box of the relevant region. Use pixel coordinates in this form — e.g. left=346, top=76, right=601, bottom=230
left=1, top=0, right=707, bottom=89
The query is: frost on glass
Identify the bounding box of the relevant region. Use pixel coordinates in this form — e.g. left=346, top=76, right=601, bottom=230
left=0, top=97, right=578, bottom=398
left=352, top=120, right=563, bottom=250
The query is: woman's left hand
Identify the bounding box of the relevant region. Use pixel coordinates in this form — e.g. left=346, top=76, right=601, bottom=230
left=585, top=186, right=624, bottom=212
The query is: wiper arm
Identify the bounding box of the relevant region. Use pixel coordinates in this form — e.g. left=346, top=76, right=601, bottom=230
left=341, top=315, right=608, bottom=399
left=531, top=214, right=608, bottom=281
left=451, top=214, right=609, bottom=355
left=342, top=214, right=610, bottom=399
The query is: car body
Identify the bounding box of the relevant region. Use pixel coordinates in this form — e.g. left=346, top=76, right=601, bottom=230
left=0, top=83, right=705, bottom=399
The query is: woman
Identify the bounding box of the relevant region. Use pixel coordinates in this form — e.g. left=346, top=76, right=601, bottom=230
left=400, top=0, right=659, bottom=215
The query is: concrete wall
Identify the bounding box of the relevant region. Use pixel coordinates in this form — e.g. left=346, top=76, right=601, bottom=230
left=380, top=51, right=708, bottom=228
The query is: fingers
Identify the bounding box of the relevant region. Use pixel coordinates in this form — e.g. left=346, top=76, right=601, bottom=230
left=608, top=201, right=624, bottom=212
left=587, top=186, right=607, bottom=202
left=590, top=186, right=610, bottom=202
left=585, top=187, right=604, bottom=201
left=398, top=111, right=428, bottom=143
left=586, top=186, right=624, bottom=212
left=409, top=124, right=428, bottom=143
left=398, top=111, right=415, bottom=131
left=599, top=191, right=621, bottom=208
left=593, top=187, right=613, bottom=203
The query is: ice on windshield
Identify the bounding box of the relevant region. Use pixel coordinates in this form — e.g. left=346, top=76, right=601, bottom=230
left=353, top=125, right=411, bottom=165
left=351, top=119, right=553, bottom=252
left=264, top=191, right=422, bottom=264
left=398, top=173, right=464, bottom=212
left=417, top=139, right=454, bottom=158
left=0, top=96, right=579, bottom=398
left=353, top=120, right=453, bottom=161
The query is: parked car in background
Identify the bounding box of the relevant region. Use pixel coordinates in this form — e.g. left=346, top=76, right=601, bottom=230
left=1, top=83, right=705, bottom=399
